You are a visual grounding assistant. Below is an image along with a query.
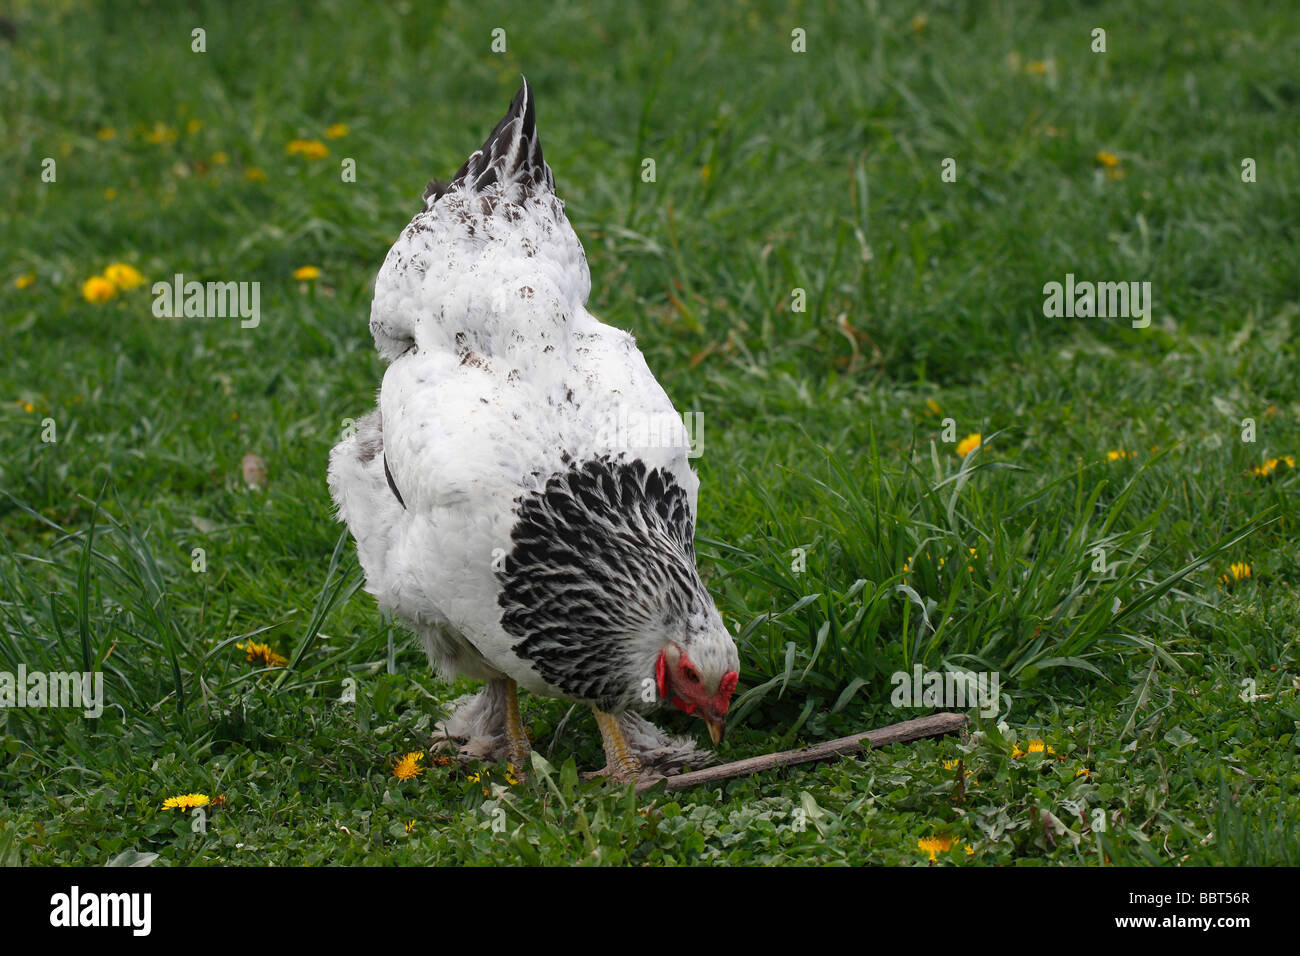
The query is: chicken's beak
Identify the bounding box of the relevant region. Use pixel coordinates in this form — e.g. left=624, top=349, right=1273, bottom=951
left=706, top=716, right=725, bottom=745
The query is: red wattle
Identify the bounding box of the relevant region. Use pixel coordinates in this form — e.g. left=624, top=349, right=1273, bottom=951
left=711, top=670, right=739, bottom=713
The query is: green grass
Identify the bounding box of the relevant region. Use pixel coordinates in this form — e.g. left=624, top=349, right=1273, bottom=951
left=2, top=0, right=1298, bottom=865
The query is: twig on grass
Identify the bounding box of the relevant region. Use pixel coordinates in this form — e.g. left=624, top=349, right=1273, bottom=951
left=640, top=712, right=968, bottom=793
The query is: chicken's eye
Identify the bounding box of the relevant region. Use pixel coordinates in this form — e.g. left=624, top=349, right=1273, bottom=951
left=682, top=666, right=699, bottom=684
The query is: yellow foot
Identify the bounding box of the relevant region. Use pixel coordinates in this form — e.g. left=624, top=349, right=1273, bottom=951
left=592, top=708, right=642, bottom=783
left=500, top=676, right=530, bottom=779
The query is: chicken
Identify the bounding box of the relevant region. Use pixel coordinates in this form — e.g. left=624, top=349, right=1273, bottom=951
left=327, top=80, right=739, bottom=783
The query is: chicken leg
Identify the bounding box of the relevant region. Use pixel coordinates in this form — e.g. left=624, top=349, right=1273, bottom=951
left=429, top=675, right=531, bottom=771
left=593, top=707, right=643, bottom=783
left=500, top=676, right=531, bottom=774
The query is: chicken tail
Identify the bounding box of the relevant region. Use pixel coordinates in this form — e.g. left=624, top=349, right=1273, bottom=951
left=423, top=76, right=554, bottom=209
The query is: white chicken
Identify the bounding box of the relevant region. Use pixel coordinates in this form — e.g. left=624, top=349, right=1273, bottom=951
left=328, top=80, right=739, bottom=783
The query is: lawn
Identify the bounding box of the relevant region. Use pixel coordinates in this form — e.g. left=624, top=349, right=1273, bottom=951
left=1, top=0, right=1298, bottom=866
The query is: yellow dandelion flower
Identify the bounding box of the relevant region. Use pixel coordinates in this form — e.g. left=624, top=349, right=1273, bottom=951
left=104, top=188, right=117, bottom=200
left=393, top=752, right=425, bottom=781
left=145, top=122, right=177, bottom=145
left=243, top=167, right=268, bottom=183
left=1219, top=562, right=1251, bottom=586
left=1026, top=739, right=1046, bottom=754
left=324, top=123, right=350, bottom=139
left=955, top=433, right=981, bottom=457
left=1107, top=449, right=1135, bottom=461
left=1010, top=744, right=1024, bottom=759
left=211, top=151, right=229, bottom=165
left=186, top=118, right=203, bottom=135
left=1252, top=457, right=1293, bottom=478
left=14, top=273, right=36, bottom=290
left=21, top=402, right=35, bottom=413
left=1096, top=152, right=1124, bottom=180
left=942, top=759, right=959, bottom=771
left=1026, top=60, right=1048, bottom=76
left=161, top=793, right=210, bottom=811
left=103, top=263, right=145, bottom=291
left=292, top=265, right=321, bottom=281
left=235, top=640, right=289, bottom=668
left=96, top=127, right=117, bottom=141
left=286, top=138, right=329, bottom=160
left=82, top=276, right=118, bottom=303
left=404, top=819, right=416, bottom=833
left=918, top=835, right=955, bottom=861
left=1075, top=767, right=1093, bottom=780
left=925, top=399, right=942, bottom=416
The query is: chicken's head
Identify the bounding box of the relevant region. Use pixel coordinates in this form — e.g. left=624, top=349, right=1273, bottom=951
left=656, top=641, right=739, bottom=744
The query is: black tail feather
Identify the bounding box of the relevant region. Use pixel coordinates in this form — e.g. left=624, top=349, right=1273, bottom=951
left=424, top=77, right=554, bottom=208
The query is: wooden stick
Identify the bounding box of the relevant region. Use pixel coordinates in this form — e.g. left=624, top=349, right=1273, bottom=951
left=640, top=712, right=967, bottom=793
